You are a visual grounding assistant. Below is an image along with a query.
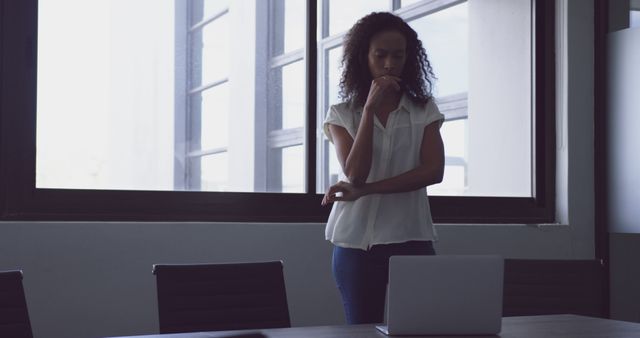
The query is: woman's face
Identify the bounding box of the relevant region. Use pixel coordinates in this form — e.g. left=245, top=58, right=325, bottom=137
left=367, top=29, right=407, bottom=79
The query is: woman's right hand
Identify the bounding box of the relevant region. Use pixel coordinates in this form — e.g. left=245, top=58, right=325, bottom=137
left=363, top=75, right=402, bottom=111
left=321, top=181, right=367, bottom=206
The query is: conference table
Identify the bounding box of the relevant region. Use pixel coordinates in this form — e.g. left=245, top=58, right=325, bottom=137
left=107, top=314, right=640, bottom=338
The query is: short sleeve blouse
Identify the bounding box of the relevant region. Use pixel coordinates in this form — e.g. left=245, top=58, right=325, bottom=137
left=322, top=94, right=444, bottom=250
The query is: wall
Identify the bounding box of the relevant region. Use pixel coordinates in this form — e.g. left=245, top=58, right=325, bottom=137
left=609, top=233, right=640, bottom=322
left=0, top=222, right=337, bottom=338
left=607, top=26, right=640, bottom=234
left=607, top=1, right=640, bottom=323
left=0, top=1, right=599, bottom=338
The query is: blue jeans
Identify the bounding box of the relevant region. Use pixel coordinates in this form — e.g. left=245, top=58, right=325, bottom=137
left=332, top=240, right=436, bottom=324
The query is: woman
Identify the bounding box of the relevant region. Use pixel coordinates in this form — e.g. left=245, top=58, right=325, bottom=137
left=321, top=12, right=445, bottom=324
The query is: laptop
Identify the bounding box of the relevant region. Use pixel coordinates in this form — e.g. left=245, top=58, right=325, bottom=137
left=376, top=255, right=504, bottom=336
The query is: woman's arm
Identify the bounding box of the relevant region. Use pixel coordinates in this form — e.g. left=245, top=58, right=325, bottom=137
left=365, top=121, right=444, bottom=194
left=328, top=113, right=374, bottom=187
left=322, top=121, right=444, bottom=205
left=328, top=76, right=402, bottom=187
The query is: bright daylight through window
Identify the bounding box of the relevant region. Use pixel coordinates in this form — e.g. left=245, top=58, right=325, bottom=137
left=36, top=0, right=533, bottom=197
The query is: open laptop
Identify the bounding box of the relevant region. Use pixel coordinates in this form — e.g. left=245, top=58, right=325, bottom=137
left=376, top=255, right=504, bottom=336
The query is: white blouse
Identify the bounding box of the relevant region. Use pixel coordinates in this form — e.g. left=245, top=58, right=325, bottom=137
left=323, top=94, right=444, bottom=250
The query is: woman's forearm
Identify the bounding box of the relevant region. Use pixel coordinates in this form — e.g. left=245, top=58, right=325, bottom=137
left=363, top=164, right=444, bottom=195
left=342, top=109, right=375, bottom=186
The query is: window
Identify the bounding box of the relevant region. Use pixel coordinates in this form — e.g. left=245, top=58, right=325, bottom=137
left=0, top=0, right=555, bottom=223
left=317, top=1, right=533, bottom=197
left=631, top=0, right=640, bottom=28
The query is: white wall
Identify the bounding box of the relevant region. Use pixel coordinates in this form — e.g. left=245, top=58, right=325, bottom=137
left=0, top=1, right=598, bottom=338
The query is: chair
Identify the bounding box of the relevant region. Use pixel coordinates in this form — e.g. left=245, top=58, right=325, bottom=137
left=0, top=270, right=34, bottom=338
left=153, top=261, right=291, bottom=334
left=503, top=259, right=606, bottom=317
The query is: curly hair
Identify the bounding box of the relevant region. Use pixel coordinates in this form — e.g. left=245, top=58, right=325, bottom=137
left=339, top=12, right=436, bottom=108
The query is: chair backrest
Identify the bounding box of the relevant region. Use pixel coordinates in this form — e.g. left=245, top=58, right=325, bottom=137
left=0, top=270, right=34, bottom=338
left=153, top=261, right=290, bottom=334
left=503, top=259, right=606, bottom=317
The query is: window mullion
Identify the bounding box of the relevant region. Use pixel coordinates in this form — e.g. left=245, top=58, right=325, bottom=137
left=391, top=0, right=401, bottom=11
left=266, top=0, right=286, bottom=192
left=270, top=50, right=304, bottom=68
left=188, top=78, right=229, bottom=95
left=254, top=0, right=271, bottom=192
left=174, top=0, right=189, bottom=190
left=268, top=127, right=304, bottom=148
left=306, top=0, right=318, bottom=194
left=189, top=8, right=229, bottom=32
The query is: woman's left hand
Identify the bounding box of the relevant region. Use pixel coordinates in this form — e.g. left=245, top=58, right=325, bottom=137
left=321, top=181, right=367, bottom=206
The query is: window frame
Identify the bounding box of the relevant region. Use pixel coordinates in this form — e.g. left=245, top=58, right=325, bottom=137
left=0, top=0, right=554, bottom=223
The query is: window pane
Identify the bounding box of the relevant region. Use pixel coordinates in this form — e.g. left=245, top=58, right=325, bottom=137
left=428, top=165, right=466, bottom=196
left=272, top=0, right=306, bottom=54
left=192, top=0, right=230, bottom=25
left=429, top=119, right=468, bottom=196
left=465, top=0, right=531, bottom=197
left=284, top=0, right=306, bottom=52
left=36, top=0, right=305, bottom=193
left=318, top=1, right=532, bottom=197
left=328, top=0, right=389, bottom=36
left=192, top=14, right=230, bottom=87
left=316, top=46, right=343, bottom=193
left=328, top=141, right=341, bottom=186
left=327, top=47, right=343, bottom=107
left=197, top=83, right=229, bottom=151
left=281, top=61, right=305, bottom=129
left=440, top=119, right=466, bottom=159
left=37, top=0, right=175, bottom=191
left=631, top=10, right=640, bottom=28
left=200, top=152, right=229, bottom=191
left=409, top=3, right=469, bottom=97
left=282, top=145, right=304, bottom=193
